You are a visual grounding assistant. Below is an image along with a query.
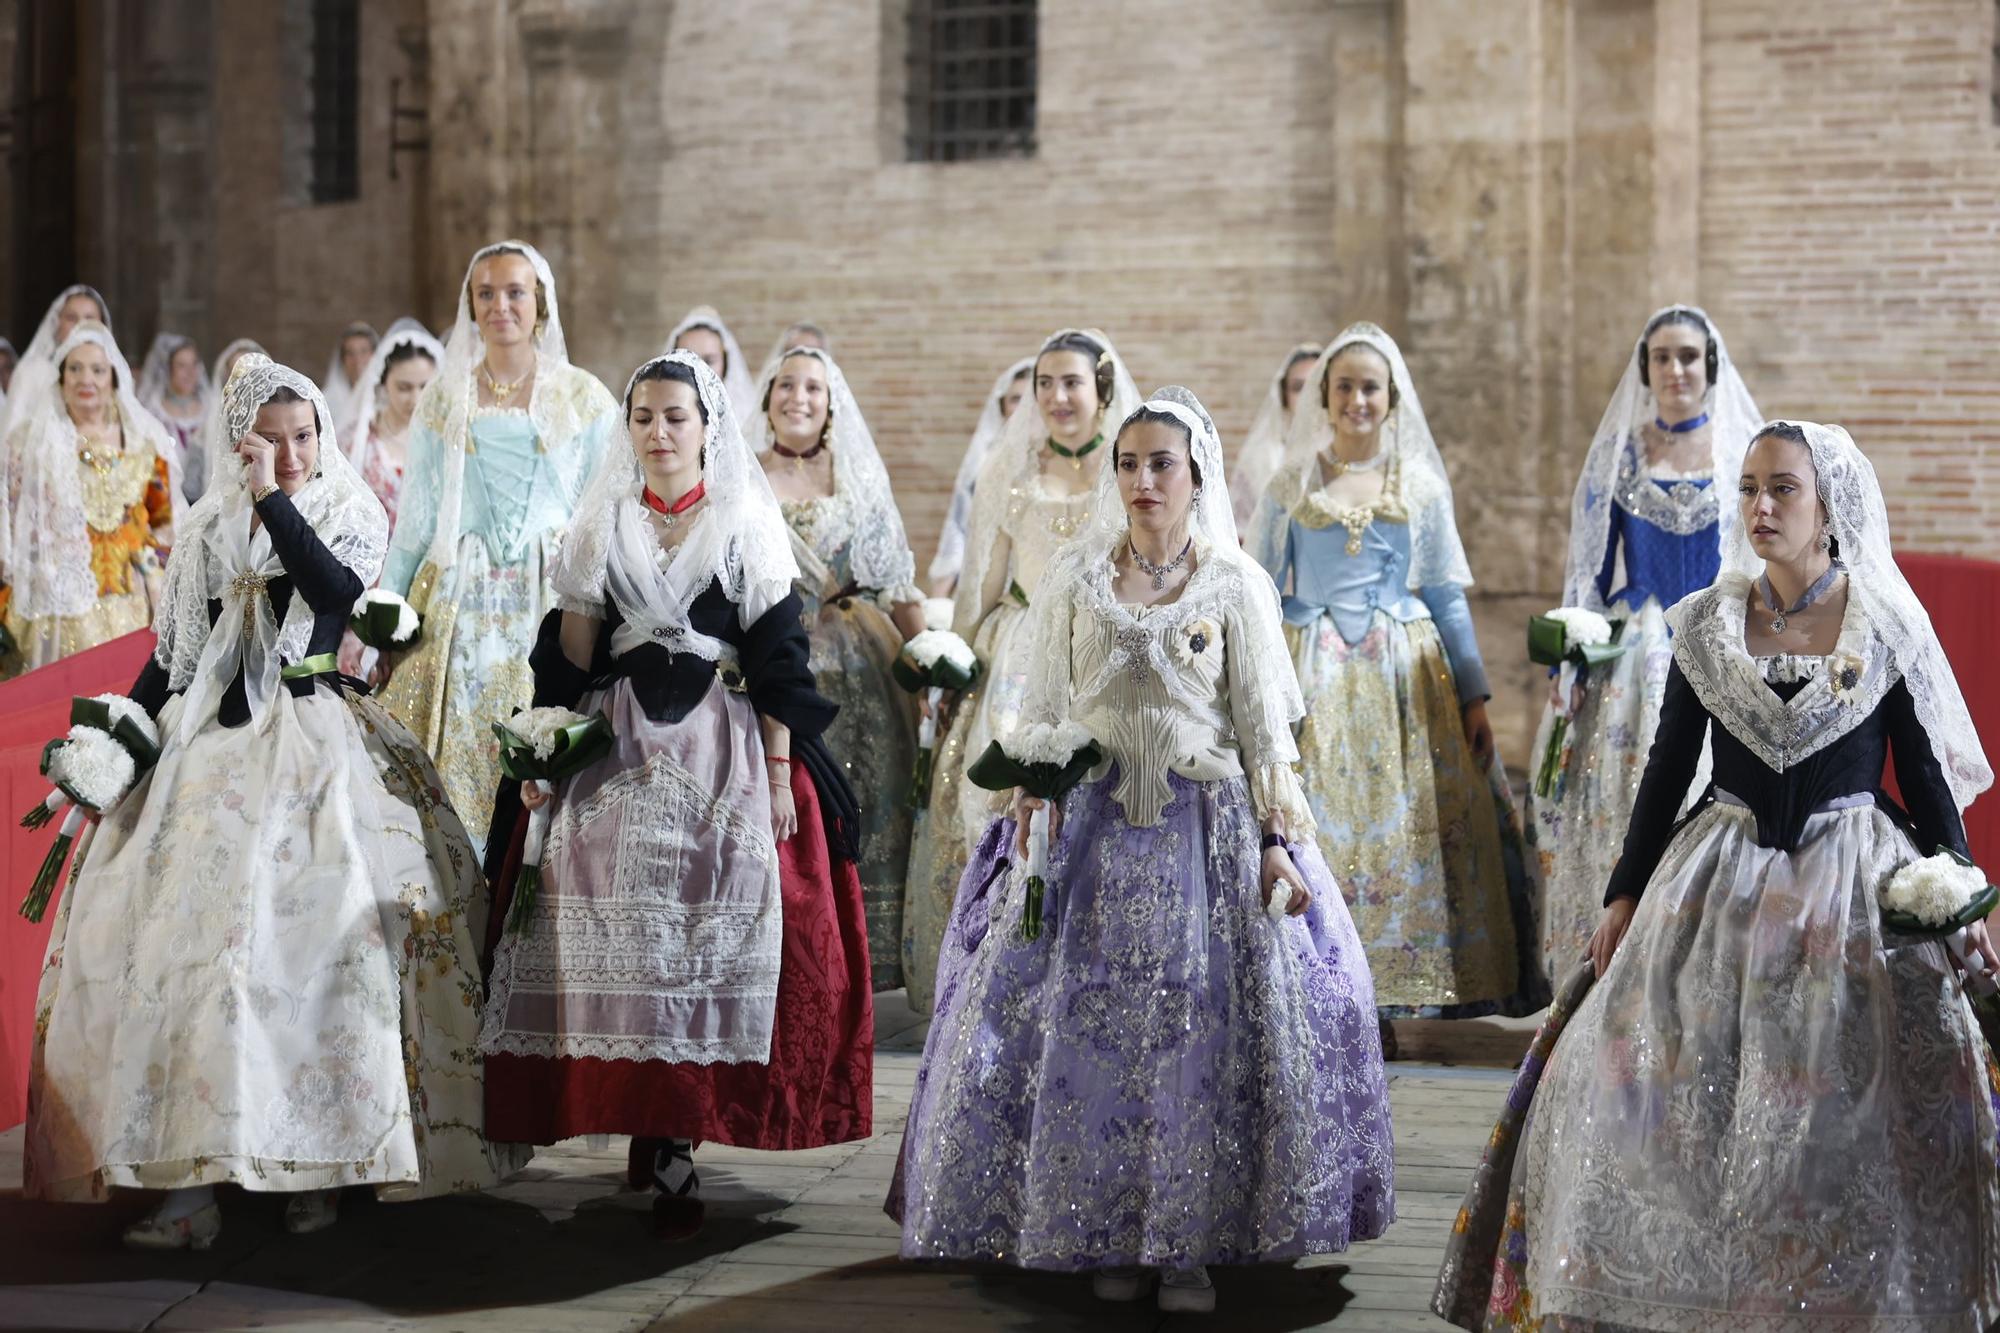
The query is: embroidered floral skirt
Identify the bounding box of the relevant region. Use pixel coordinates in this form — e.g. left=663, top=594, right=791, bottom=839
left=378, top=537, right=551, bottom=857
left=902, top=598, right=1033, bottom=1013
left=27, top=687, right=517, bottom=1201
left=3, top=587, right=149, bottom=679
left=481, top=678, right=873, bottom=1150
left=890, top=768, right=1396, bottom=1269
left=1290, top=609, right=1545, bottom=1016
left=807, top=594, right=917, bottom=991
left=1434, top=801, right=2000, bottom=1332
left=1525, top=598, right=1710, bottom=983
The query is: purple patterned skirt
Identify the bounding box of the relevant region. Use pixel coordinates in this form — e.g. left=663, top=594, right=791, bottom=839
left=890, top=767, right=1396, bottom=1270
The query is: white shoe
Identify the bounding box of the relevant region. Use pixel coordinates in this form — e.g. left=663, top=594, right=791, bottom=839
left=284, top=1190, right=340, bottom=1235
left=122, top=1201, right=221, bottom=1251
left=1092, top=1265, right=1153, bottom=1301
left=1158, top=1265, right=1215, bottom=1313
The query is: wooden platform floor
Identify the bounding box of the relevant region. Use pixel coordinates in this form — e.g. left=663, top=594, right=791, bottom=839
left=0, top=996, right=1532, bottom=1332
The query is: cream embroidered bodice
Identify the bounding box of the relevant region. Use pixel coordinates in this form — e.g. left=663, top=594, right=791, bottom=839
left=1007, top=540, right=1315, bottom=832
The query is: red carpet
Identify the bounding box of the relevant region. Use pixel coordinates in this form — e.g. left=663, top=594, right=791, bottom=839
left=0, top=631, right=154, bottom=1129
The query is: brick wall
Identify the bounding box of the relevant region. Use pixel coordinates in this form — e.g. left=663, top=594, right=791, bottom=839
left=1699, top=0, right=2000, bottom=562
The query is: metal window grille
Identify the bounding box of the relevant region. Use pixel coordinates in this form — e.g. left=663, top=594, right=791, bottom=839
left=906, top=0, right=1036, bottom=163
left=310, top=0, right=360, bottom=202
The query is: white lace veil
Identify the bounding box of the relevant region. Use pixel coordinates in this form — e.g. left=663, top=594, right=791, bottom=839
left=1259, top=322, right=1473, bottom=590
left=342, top=316, right=443, bottom=478
left=666, top=306, right=757, bottom=426
left=1228, top=342, right=1321, bottom=529
left=0, top=320, right=176, bottom=622
left=1689, top=419, right=1990, bottom=810
left=400, top=240, right=579, bottom=578
left=553, top=350, right=798, bottom=660
left=758, top=321, right=833, bottom=380
left=748, top=346, right=923, bottom=604
left=1561, top=304, right=1762, bottom=611
left=1076, top=385, right=1244, bottom=553
left=152, top=354, right=387, bottom=741
left=0, top=284, right=112, bottom=450
left=186, top=339, right=266, bottom=502
left=321, top=320, right=379, bottom=434
left=957, top=329, right=1143, bottom=621
left=136, top=332, right=211, bottom=425
left=929, top=353, right=1034, bottom=587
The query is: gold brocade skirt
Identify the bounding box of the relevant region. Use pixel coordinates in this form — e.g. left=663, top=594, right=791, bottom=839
left=1290, top=609, right=1541, bottom=1014
left=2, top=589, right=150, bottom=680
left=806, top=592, right=918, bottom=993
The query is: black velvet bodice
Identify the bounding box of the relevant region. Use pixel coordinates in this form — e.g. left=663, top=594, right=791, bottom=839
left=1604, top=661, right=1968, bottom=905
left=129, top=489, right=365, bottom=724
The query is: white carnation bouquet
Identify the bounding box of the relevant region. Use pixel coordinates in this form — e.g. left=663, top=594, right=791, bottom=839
left=1881, top=849, right=1996, bottom=938
left=1528, top=605, right=1628, bottom=799
left=894, top=619, right=981, bottom=808
left=493, top=706, right=615, bottom=933
left=349, top=588, right=423, bottom=651
left=19, top=694, right=163, bottom=922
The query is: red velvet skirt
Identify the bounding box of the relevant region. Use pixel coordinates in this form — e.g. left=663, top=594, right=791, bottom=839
left=482, top=762, right=873, bottom=1149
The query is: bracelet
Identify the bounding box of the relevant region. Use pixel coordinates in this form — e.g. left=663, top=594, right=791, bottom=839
left=1261, top=832, right=1288, bottom=851
left=251, top=482, right=279, bottom=503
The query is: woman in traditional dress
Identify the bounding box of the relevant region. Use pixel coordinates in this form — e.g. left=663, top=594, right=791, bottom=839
left=1526, top=306, right=1761, bottom=980
left=901, top=330, right=1140, bottom=1013
left=136, top=333, right=210, bottom=498
left=342, top=317, right=443, bottom=537
left=0, top=321, right=174, bottom=676
left=1248, top=323, right=1544, bottom=1041
left=667, top=305, right=757, bottom=426
left=1434, top=420, right=1999, bottom=1332
left=377, top=241, right=615, bottom=853
left=752, top=345, right=924, bottom=991
left=322, top=320, right=378, bottom=439
left=479, top=350, right=872, bottom=1230
left=1228, top=341, right=1321, bottom=531
left=926, top=354, right=1032, bottom=597
left=184, top=338, right=266, bottom=503
left=892, top=386, right=1395, bottom=1314
left=25, top=355, right=516, bottom=1250
left=0, top=285, right=112, bottom=447
left=762, top=320, right=830, bottom=372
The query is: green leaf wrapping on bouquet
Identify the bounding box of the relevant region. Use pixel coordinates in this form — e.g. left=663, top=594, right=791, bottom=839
left=892, top=644, right=981, bottom=694
left=492, top=712, right=615, bottom=783
left=18, top=829, right=75, bottom=923
left=68, top=697, right=161, bottom=772
left=906, top=746, right=935, bottom=810
left=1527, top=614, right=1629, bottom=670
left=1882, top=848, right=2000, bottom=939
left=964, top=738, right=1103, bottom=799
left=350, top=599, right=423, bottom=651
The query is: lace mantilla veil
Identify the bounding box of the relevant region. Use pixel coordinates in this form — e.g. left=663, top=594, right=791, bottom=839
left=136, top=332, right=212, bottom=425
left=955, top=329, right=1143, bottom=631
left=551, top=350, right=797, bottom=660
left=1668, top=419, right=1990, bottom=811
left=0, top=284, right=112, bottom=450
left=342, top=316, right=444, bottom=479
left=1228, top=341, right=1321, bottom=529
left=747, top=345, right=923, bottom=605
left=1251, top=322, right=1474, bottom=591
left=152, top=355, right=387, bottom=742
left=1011, top=385, right=1305, bottom=779
left=666, top=306, right=757, bottom=427
left=0, top=321, right=177, bottom=622
left=929, top=353, right=1035, bottom=587
left=1561, top=304, right=1763, bottom=611
left=321, top=320, right=379, bottom=432
left=390, top=239, right=590, bottom=581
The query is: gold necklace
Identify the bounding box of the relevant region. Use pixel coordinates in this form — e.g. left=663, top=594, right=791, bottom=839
left=482, top=361, right=528, bottom=401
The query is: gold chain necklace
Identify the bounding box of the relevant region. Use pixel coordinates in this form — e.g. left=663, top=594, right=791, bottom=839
left=482, top=361, right=529, bottom=402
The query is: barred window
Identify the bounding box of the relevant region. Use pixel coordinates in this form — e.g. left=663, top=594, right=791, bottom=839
left=310, top=0, right=360, bottom=202
left=905, top=0, right=1036, bottom=163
